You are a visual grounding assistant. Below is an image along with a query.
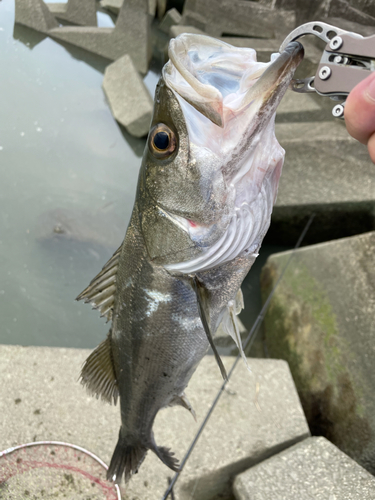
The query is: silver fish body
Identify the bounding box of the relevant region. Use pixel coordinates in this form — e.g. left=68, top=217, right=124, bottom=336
left=77, top=35, right=304, bottom=483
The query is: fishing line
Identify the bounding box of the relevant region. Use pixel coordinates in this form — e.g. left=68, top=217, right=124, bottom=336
left=161, top=213, right=315, bottom=500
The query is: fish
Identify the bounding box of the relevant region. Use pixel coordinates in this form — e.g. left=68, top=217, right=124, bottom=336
left=76, top=34, right=304, bottom=483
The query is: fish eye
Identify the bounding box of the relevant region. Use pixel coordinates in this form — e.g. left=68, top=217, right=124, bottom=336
left=149, top=124, right=177, bottom=159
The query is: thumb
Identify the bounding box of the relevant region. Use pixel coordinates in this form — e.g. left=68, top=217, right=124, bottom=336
left=345, top=71, right=375, bottom=145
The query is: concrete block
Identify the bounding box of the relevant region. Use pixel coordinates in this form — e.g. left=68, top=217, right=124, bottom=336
left=48, top=0, right=151, bottom=75
left=157, top=0, right=167, bottom=19
left=344, top=0, right=375, bottom=18
left=233, top=437, right=375, bottom=500
left=100, top=0, right=123, bottom=15
left=0, top=346, right=309, bottom=499
left=325, top=0, right=375, bottom=26
left=324, top=17, right=375, bottom=37
left=47, top=0, right=97, bottom=26
left=103, top=54, right=153, bottom=138
left=260, top=231, right=375, bottom=473
left=159, top=8, right=182, bottom=34
left=148, top=0, right=157, bottom=17
left=181, top=0, right=296, bottom=38
left=15, top=0, right=58, bottom=33
left=100, top=0, right=155, bottom=17
left=276, top=90, right=321, bottom=115
left=169, top=24, right=206, bottom=38
left=270, top=119, right=375, bottom=245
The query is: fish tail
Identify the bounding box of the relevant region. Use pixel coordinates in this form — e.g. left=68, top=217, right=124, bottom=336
left=150, top=434, right=180, bottom=472
left=106, top=430, right=148, bottom=483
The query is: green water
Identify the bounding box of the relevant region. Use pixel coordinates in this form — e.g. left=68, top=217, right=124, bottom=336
left=0, top=0, right=159, bottom=348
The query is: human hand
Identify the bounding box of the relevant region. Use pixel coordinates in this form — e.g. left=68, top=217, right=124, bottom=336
left=345, top=72, right=375, bottom=163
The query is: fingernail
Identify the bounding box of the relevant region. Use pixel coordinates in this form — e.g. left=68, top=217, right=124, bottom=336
left=364, top=74, right=375, bottom=103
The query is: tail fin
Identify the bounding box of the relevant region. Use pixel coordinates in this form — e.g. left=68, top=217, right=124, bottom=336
left=106, top=431, right=147, bottom=483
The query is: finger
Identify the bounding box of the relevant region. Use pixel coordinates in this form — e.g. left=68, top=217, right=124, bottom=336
left=345, top=72, right=375, bottom=145
left=367, top=132, right=375, bottom=164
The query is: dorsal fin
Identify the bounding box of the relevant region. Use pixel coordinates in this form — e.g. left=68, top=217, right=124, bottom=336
left=76, top=245, right=122, bottom=321
left=80, top=333, right=119, bottom=405
left=191, top=276, right=228, bottom=381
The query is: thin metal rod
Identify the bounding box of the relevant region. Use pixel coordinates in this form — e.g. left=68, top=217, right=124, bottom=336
left=161, top=214, right=315, bottom=500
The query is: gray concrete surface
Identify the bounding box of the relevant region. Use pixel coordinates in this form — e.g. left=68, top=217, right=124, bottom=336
left=0, top=346, right=309, bottom=499
left=174, top=358, right=310, bottom=500
left=148, top=0, right=157, bottom=17
left=181, top=0, right=295, bottom=38
left=103, top=54, right=153, bottom=138
left=233, top=437, right=375, bottom=500
left=100, top=0, right=156, bottom=17
left=159, top=8, right=182, bottom=34
left=275, top=122, right=375, bottom=243
left=260, top=231, right=375, bottom=474
left=169, top=24, right=206, bottom=38
left=48, top=0, right=151, bottom=75
left=323, top=1, right=375, bottom=26
left=100, top=0, right=123, bottom=15
left=47, top=0, right=97, bottom=26
left=15, top=0, right=58, bottom=33
left=157, top=0, right=167, bottom=20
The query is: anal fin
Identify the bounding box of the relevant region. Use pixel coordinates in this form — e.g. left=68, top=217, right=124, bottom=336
left=151, top=442, right=180, bottom=472
left=80, top=333, right=119, bottom=405
left=191, top=276, right=228, bottom=381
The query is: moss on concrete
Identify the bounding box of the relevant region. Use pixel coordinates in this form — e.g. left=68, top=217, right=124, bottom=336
left=260, top=257, right=372, bottom=467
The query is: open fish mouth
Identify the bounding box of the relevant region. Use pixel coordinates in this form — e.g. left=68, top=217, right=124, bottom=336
left=161, top=36, right=303, bottom=274
left=164, top=35, right=304, bottom=131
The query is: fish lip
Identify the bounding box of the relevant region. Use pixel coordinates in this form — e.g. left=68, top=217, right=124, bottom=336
left=253, top=41, right=304, bottom=106
left=268, top=41, right=304, bottom=85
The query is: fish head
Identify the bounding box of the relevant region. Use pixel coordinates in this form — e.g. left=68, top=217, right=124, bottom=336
left=137, top=34, right=303, bottom=271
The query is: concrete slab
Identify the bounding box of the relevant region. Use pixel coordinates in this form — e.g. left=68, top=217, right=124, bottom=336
left=159, top=8, right=182, bottom=34
left=233, top=437, right=375, bottom=500
left=325, top=0, right=375, bottom=26
left=260, top=231, right=375, bottom=474
left=157, top=0, right=167, bottom=20
left=15, top=0, right=58, bottom=33
left=103, top=54, right=153, bottom=138
left=276, top=123, right=375, bottom=211
left=169, top=24, right=206, bottom=38
left=100, top=0, right=156, bottom=17
left=47, top=0, right=97, bottom=26
left=100, top=0, right=123, bottom=15
left=181, top=0, right=295, bottom=38
left=269, top=119, right=375, bottom=245
left=48, top=0, right=151, bottom=75
left=0, top=346, right=309, bottom=499
left=148, top=0, right=157, bottom=17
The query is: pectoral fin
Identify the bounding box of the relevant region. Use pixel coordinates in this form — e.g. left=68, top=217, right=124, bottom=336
left=191, top=276, right=228, bottom=381
left=76, top=245, right=122, bottom=321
